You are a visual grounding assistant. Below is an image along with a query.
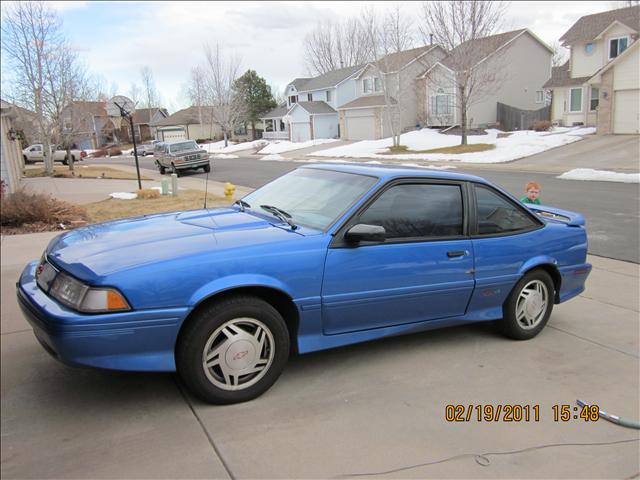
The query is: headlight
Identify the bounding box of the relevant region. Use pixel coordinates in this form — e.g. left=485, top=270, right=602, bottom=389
left=49, top=271, right=130, bottom=313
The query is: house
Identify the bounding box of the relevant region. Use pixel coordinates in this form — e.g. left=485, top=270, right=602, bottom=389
left=152, top=106, right=223, bottom=142
left=130, top=108, right=169, bottom=142
left=60, top=101, right=126, bottom=149
left=261, top=46, right=446, bottom=142
left=0, top=102, right=39, bottom=147
left=422, top=29, right=553, bottom=130
left=1, top=100, right=24, bottom=194
left=544, top=5, right=639, bottom=133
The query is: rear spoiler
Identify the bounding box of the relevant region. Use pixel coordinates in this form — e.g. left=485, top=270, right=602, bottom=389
left=526, top=204, right=585, bottom=227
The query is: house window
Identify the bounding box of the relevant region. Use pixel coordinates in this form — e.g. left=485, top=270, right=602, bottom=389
left=288, top=95, right=298, bottom=105
left=374, top=77, right=382, bottom=92
left=590, top=87, right=599, bottom=111
left=363, top=78, right=372, bottom=94
left=609, top=36, right=629, bottom=59
left=326, top=90, right=332, bottom=102
left=431, top=89, right=452, bottom=115
left=569, top=87, right=582, bottom=112
left=535, top=90, right=544, bottom=104
left=585, top=43, right=594, bottom=55
left=307, top=93, right=313, bottom=101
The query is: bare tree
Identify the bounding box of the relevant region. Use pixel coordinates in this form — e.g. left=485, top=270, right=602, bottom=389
left=128, top=82, right=142, bottom=106
left=270, top=84, right=287, bottom=106
left=382, top=5, right=416, bottom=53
left=140, top=66, right=160, bottom=108
left=550, top=40, right=569, bottom=67
left=303, top=18, right=372, bottom=75
left=1, top=1, right=63, bottom=174
left=202, top=43, right=241, bottom=146
left=187, top=66, right=207, bottom=125
left=419, top=0, right=509, bottom=145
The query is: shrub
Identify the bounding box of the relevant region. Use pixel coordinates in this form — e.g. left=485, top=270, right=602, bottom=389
left=1, top=188, right=87, bottom=232
left=195, top=138, right=212, bottom=144
left=530, top=120, right=552, bottom=132
left=136, top=188, right=161, bottom=199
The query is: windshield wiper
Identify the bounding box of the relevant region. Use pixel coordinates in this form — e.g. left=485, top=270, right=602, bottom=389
left=233, top=199, right=251, bottom=212
left=260, top=204, right=298, bottom=230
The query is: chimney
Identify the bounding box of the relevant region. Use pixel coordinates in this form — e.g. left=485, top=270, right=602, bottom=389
left=429, top=34, right=434, bottom=45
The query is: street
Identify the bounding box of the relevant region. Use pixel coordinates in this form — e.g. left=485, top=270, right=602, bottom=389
left=85, top=154, right=640, bottom=263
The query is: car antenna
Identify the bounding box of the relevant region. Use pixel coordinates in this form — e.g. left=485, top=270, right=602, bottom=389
left=203, top=160, right=210, bottom=209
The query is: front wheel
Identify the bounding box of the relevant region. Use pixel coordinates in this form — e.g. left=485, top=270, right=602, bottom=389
left=157, top=162, right=166, bottom=174
left=500, top=270, right=554, bottom=340
left=202, top=164, right=211, bottom=173
left=176, top=295, right=290, bottom=404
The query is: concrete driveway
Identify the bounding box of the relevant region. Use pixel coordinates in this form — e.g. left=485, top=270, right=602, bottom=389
left=463, top=134, right=640, bottom=174
left=1, top=233, right=638, bottom=479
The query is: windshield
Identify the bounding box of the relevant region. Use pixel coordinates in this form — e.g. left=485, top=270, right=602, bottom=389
left=242, top=168, right=378, bottom=231
left=169, top=141, right=198, bottom=153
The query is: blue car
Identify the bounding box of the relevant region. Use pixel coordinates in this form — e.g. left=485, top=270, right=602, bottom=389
left=17, top=165, right=591, bottom=404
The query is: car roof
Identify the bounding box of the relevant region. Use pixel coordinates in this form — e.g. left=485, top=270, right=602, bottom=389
left=303, top=163, right=490, bottom=184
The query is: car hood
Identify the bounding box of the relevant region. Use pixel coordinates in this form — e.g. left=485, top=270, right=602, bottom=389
left=46, top=208, right=309, bottom=281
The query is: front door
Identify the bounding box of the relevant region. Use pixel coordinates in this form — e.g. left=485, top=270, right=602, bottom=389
left=321, top=181, right=475, bottom=335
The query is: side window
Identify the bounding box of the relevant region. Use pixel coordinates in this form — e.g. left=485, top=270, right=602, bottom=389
left=359, top=183, right=464, bottom=240
left=475, top=185, right=538, bottom=235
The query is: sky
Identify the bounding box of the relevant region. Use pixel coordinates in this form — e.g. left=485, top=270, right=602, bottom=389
left=1, top=1, right=621, bottom=113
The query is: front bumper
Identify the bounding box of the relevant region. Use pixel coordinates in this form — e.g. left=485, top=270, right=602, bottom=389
left=173, top=159, right=210, bottom=170
left=17, top=262, right=189, bottom=372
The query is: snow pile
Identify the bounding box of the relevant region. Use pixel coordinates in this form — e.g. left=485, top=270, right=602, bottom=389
left=110, top=192, right=137, bottom=200
left=258, top=138, right=339, bottom=155
left=200, top=141, right=227, bottom=152
left=211, top=153, right=239, bottom=159
left=311, top=127, right=595, bottom=164
left=400, top=163, right=457, bottom=170
left=261, top=154, right=287, bottom=161
left=557, top=169, right=640, bottom=183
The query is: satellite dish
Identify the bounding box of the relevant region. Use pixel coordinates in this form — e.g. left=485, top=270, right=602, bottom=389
left=107, top=95, right=135, bottom=117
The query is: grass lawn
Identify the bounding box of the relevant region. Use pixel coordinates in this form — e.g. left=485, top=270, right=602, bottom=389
left=84, top=189, right=232, bottom=223
left=384, top=143, right=496, bottom=155
left=23, top=165, right=150, bottom=180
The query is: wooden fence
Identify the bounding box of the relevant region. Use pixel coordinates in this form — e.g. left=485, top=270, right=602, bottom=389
left=497, top=102, right=551, bottom=131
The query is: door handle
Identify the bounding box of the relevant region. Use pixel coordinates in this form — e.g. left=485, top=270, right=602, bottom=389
left=447, top=250, right=466, bottom=258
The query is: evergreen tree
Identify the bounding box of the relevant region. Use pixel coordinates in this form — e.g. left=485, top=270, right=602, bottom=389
left=233, top=70, right=277, bottom=139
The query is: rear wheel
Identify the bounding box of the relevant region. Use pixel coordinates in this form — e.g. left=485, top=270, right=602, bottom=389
left=500, top=270, right=554, bottom=340
left=176, top=295, right=290, bottom=404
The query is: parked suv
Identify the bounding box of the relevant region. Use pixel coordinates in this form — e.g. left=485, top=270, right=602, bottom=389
left=154, top=140, right=210, bottom=175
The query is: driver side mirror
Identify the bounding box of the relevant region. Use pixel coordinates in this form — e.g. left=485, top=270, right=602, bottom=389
left=345, top=224, right=386, bottom=243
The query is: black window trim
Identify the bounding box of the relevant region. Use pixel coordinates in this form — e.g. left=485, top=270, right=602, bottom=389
left=330, top=177, right=470, bottom=248
left=469, top=182, right=544, bottom=238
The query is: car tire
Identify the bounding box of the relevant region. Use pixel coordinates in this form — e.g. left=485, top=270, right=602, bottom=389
left=203, top=164, right=211, bottom=173
left=176, top=295, right=290, bottom=404
left=62, top=156, right=68, bottom=166
left=171, top=164, right=181, bottom=177
left=500, top=269, right=554, bottom=340
left=158, top=165, right=166, bottom=174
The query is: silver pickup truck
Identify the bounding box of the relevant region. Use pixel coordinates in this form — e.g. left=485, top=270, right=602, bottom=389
left=154, top=140, right=211, bottom=176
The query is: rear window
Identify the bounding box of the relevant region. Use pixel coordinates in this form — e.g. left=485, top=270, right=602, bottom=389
left=169, top=141, right=198, bottom=153
left=475, top=185, right=539, bottom=235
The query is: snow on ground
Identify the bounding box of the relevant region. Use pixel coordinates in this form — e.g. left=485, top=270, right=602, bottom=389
left=110, top=192, right=137, bottom=200
left=311, top=127, right=595, bottom=164
left=200, top=141, right=227, bottom=153
left=258, top=138, right=339, bottom=155
left=200, top=139, right=269, bottom=153
left=557, top=168, right=640, bottom=183
left=400, top=163, right=457, bottom=170
left=211, top=153, right=238, bottom=159
left=260, top=154, right=287, bottom=161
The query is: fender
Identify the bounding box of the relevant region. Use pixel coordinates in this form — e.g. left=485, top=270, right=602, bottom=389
left=518, top=255, right=559, bottom=276
left=187, top=273, right=296, bottom=307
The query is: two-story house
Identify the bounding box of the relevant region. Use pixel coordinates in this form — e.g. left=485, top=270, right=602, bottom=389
left=421, top=29, right=553, bottom=130
left=544, top=5, right=639, bottom=133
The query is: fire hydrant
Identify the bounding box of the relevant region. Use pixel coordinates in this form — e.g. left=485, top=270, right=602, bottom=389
left=224, top=182, right=236, bottom=199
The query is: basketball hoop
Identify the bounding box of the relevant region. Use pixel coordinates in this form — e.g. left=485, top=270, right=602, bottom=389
left=107, top=95, right=135, bottom=117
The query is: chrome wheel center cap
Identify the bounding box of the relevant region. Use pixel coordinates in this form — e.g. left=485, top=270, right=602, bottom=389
left=526, top=294, right=542, bottom=317
left=225, top=340, right=256, bottom=370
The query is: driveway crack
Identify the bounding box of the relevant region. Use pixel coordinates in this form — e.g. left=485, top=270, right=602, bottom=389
left=174, top=377, right=236, bottom=480
left=547, top=325, right=639, bottom=359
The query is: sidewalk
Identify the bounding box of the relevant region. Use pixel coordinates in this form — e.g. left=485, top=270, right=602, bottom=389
left=19, top=165, right=254, bottom=205
left=1, top=228, right=638, bottom=478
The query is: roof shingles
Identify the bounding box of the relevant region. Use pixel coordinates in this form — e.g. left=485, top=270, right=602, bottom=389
left=560, top=6, right=639, bottom=45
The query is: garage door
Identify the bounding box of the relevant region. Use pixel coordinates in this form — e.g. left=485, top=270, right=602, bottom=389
left=346, top=115, right=376, bottom=140
left=161, top=129, right=187, bottom=141
left=291, top=123, right=311, bottom=142
left=613, top=90, right=640, bottom=134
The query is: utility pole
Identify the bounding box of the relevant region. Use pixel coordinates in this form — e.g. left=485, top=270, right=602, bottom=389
left=114, top=101, right=142, bottom=190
